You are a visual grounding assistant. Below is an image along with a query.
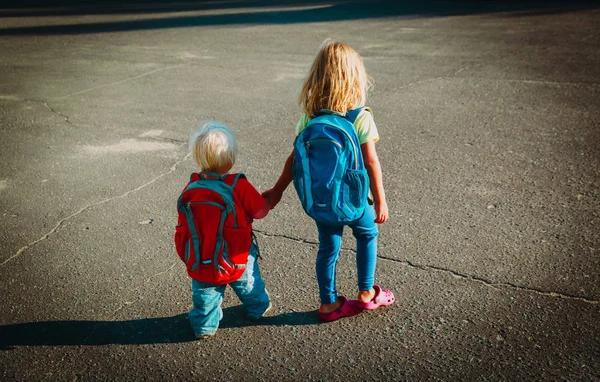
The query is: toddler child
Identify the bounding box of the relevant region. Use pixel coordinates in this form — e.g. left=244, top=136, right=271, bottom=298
left=176, top=121, right=271, bottom=338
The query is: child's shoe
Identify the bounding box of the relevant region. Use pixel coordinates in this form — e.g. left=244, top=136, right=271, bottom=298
left=318, top=297, right=362, bottom=322
left=195, top=333, right=215, bottom=340
left=356, top=285, right=395, bottom=311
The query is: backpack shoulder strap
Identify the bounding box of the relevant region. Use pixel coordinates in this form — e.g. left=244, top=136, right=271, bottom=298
left=221, top=173, right=248, bottom=227
left=226, top=173, right=246, bottom=189
left=345, top=106, right=368, bottom=124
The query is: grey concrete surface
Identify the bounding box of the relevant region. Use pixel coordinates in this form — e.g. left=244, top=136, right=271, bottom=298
left=0, top=0, right=599, bottom=380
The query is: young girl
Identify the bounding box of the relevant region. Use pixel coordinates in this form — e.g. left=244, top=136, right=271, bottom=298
left=263, top=40, right=394, bottom=321
left=178, top=121, right=272, bottom=338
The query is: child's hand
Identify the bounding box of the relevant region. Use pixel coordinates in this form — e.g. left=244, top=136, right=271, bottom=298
left=374, top=200, right=389, bottom=224
left=262, top=188, right=283, bottom=209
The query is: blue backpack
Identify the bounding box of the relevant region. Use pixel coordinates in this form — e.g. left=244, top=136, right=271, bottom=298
left=292, top=107, right=370, bottom=225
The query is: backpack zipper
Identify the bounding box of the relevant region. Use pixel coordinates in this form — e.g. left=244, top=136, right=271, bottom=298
left=306, top=138, right=343, bottom=149
left=334, top=126, right=359, bottom=170
left=305, top=138, right=344, bottom=159
left=187, top=201, right=225, bottom=210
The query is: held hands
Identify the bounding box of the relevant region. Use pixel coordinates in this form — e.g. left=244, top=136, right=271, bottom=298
left=374, top=200, right=389, bottom=224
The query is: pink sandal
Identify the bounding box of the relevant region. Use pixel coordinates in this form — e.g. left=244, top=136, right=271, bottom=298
left=356, top=285, right=395, bottom=310
left=318, top=296, right=362, bottom=322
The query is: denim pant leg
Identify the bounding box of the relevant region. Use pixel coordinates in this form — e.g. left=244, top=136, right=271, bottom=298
left=349, top=205, right=379, bottom=291
left=229, top=244, right=271, bottom=319
left=315, top=222, right=344, bottom=304
left=189, top=280, right=226, bottom=336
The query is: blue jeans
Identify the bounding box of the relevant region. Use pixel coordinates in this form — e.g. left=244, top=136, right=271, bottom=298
left=315, top=205, right=379, bottom=304
left=189, top=244, right=270, bottom=336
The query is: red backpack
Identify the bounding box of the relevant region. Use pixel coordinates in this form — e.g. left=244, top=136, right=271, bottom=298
left=174, top=172, right=253, bottom=285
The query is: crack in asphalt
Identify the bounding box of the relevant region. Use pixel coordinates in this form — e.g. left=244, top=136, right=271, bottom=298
left=53, top=64, right=186, bottom=101
left=111, top=262, right=179, bottom=316
left=254, top=230, right=599, bottom=305
left=48, top=262, right=179, bottom=378
left=42, top=101, right=77, bottom=127
left=255, top=229, right=319, bottom=247
left=495, top=78, right=600, bottom=88
left=145, top=136, right=187, bottom=144
left=378, top=255, right=599, bottom=306
left=22, top=97, right=80, bottom=128
left=5, top=94, right=188, bottom=376
left=33, top=97, right=188, bottom=145
left=395, top=63, right=479, bottom=90
left=0, top=150, right=190, bottom=267
left=391, top=62, right=585, bottom=92
left=395, top=64, right=600, bottom=90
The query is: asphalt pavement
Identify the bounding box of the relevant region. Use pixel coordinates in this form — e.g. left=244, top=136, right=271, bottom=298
left=0, top=1, right=599, bottom=380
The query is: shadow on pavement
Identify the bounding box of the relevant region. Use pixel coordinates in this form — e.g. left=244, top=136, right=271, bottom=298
left=2, top=0, right=350, bottom=17
left=0, top=314, right=195, bottom=349
left=0, top=0, right=598, bottom=36
left=219, top=305, right=320, bottom=329
left=0, top=307, right=318, bottom=349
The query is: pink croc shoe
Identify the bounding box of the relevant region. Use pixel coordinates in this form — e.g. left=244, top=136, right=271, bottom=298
left=318, top=296, right=362, bottom=322
left=356, top=285, right=395, bottom=311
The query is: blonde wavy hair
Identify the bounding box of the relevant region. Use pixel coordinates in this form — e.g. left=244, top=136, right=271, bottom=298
left=299, top=40, right=372, bottom=117
left=189, top=121, right=237, bottom=173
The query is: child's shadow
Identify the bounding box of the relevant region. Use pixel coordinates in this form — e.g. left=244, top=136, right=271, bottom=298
left=0, top=309, right=318, bottom=350
left=219, top=306, right=319, bottom=329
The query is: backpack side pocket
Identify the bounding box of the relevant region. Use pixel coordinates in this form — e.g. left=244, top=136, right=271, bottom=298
left=220, top=225, right=252, bottom=281
left=292, top=160, right=306, bottom=208
left=339, top=168, right=369, bottom=221
left=174, top=221, right=190, bottom=264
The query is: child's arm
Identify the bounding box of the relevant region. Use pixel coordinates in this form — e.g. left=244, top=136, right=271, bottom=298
left=235, top=177, right=271, bottom=220
left=251, top=197, right=271, bottom=220
left=360, top=141, right=389, bottom=224
left=262, top=150, right=294, bottom=209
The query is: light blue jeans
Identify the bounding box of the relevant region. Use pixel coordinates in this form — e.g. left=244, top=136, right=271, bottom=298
left=315, top=205, right=379, bottom=304
left=189, top=244, right=270, bottom=336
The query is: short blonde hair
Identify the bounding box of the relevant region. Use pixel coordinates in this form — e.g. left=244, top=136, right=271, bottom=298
left=189, top=121, right=237, bottom=172
left=299, top=40, right=372, bottom=117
